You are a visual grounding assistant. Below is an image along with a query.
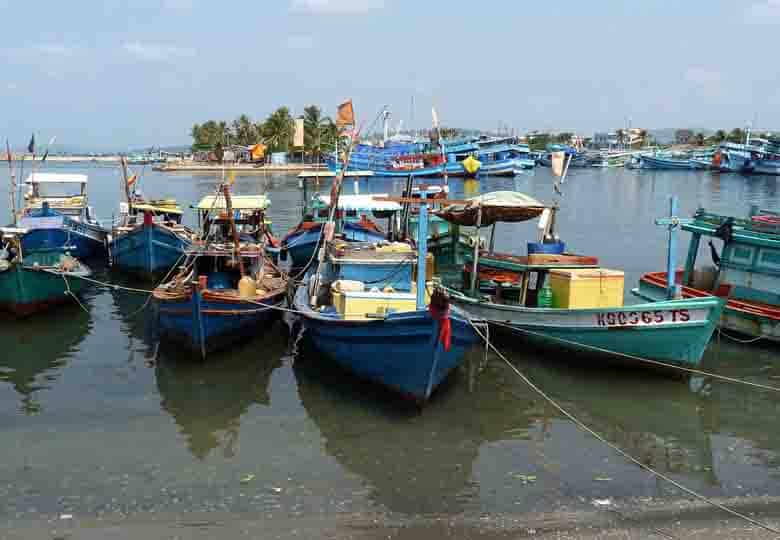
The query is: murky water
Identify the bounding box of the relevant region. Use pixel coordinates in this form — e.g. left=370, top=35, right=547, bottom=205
left=2, top=163, right=780, bottom=529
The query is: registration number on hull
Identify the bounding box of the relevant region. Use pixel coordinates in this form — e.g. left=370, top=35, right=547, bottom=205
left=596, top=309, right=691, bottom=327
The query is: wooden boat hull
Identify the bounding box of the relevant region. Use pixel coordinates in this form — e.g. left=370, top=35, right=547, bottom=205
left=636, top=271, right=780, bottom=342
left=446, top=288, right=724, bottom=369
left=155, top=288, right=285, bottom=358
left=0, top=255, right=91, bottom=316
left=20, top=223, right=106, bottom=259
left=110, top=224, right=190, bottom=276
left=640, top=155, right=695, bottom=170
left=293, top=285, right=480, bottom=403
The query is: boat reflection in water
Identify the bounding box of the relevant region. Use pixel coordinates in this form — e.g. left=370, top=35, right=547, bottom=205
left=154, top=323, right=288, bottom=460
left=295, top=335, right=780, bottom=514
left=0, top=305, right=91, bottom=414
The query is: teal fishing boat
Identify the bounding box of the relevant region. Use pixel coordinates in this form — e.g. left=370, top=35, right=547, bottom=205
left=636, top=205, right=780, bottom=343
left=436, top=191, right=724, bottom=370
left=0, top=229, right=92, bottom=316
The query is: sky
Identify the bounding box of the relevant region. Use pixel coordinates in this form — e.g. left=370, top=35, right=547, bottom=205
left=2, top=0, right=780, bottom=150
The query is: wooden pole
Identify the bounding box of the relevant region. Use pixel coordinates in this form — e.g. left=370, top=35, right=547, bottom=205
left=5, top=140, right=16, bottom=226
left=223, top=184, right=245, bottom=277
left=469, top=205, right=482, bottom=296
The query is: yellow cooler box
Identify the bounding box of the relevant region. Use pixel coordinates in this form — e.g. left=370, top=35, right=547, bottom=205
left=549, top=268, right=624, bottom=309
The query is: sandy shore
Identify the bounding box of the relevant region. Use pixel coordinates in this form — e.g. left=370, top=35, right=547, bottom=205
left=4, top=495, right=780, bottom=540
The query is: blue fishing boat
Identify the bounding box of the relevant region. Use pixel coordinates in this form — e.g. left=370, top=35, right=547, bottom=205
left=294, top=189, right=481, bottom=403
left=17, top=173, right=107, bottom=259
left=109, top=159, right=193, bottom=277
left=110, top=202, right=192, bottom=277
left=0, top=229, right=92, bottom=316
left=282, top=193, right=401, bottom=271
left=636, top=206, right=780, bottom=344
left=435, top=191, right=724, bottom=371
left=639, top=154, right=697, bottom=170
left=154, top=189, right=287, bottom=358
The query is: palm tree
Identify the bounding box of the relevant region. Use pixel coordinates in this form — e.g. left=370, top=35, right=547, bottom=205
left=261, top=107, right=294, bottom=153
left=714, top=130, right=727, bottom=143
left=302, top=105, right=335, bottom=160
left=231, top=114, right=258, bottom=146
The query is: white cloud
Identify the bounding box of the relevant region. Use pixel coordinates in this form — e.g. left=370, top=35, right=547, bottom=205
left=287, top=34, right=315, bottom=49
left=746, top=0, right=780, bottom=22
left=685, top=66, right=721, bottom=85
left=122, top=41, right=196, bottom=62
left=291, top=0, right=384, bottom=15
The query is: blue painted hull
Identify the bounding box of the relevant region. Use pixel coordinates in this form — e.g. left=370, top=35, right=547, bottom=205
left=156, top=288, right=285, bottom=358
left=110, top=224, right=190, bottom=276
left=294, top=286, right=480, bottom=402
left=283, top=222, right=386, bottom=269
left=751, top=160, right=780, bottom=175
left=21, top=226, right=106, bottom=259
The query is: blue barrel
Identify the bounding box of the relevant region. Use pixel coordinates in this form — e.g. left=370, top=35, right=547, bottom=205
left=527, top=241, right=565, bottom=255
left=447, top=153, right=457, bottom=163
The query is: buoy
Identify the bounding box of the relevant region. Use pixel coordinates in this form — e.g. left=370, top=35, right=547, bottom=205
left=238, top=275, right=257, bottom=298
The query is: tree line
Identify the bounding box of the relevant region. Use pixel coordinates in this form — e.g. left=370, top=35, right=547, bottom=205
left=190, top=105, right=339, bottom=157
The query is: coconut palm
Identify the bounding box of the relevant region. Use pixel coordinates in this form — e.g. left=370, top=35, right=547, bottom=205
left=261, top=107, right=294, bottom=153
left=302, top=105, right=336, bottom=160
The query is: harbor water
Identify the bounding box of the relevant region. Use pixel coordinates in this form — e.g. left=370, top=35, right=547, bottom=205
left=2, top=164, right=780, bottom=533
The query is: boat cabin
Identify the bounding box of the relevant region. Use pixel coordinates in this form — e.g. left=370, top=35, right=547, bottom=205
left=674, top=208, right=780, bottom=306
left=22, top=173, right=89, bottom=218
left=195, top=194, right=271, bottom=244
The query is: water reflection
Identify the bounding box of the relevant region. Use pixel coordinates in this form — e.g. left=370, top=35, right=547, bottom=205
left=294, top=342, right=538, bottom=514
left=154, top=326, right=287, bottom=460
left=0, top=306, right=91, bottom=414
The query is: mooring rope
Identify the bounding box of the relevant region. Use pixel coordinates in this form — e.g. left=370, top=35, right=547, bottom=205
left=464, top=316, right=780, bottom=536
left=478, top=319, right=780, bottom=395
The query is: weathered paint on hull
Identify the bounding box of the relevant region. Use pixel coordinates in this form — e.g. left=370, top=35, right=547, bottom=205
left=636, top=276, right=780, bottom=343
left=156, top=289, right=284, bottom=358
left=0, top=263, right=90, bottom=316
left=21, top=227, right=105, bottom=259
left=447, top=288, right=724, bottom=369
left=294, top=286, right=480, bottom=402
left=110, top=224, right=190, bottom=276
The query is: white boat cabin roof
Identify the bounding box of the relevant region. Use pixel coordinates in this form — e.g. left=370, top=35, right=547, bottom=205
left=297, top=171, right=375, bottom=178
left=317, top=194, right=401, bottom=212
left=25, top=173, right=88, bottom=184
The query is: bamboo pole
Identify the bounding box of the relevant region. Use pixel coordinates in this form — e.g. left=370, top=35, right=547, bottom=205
left=5, top=140, right=16, bottom=226
left=469, top=205, right=482, bottom=296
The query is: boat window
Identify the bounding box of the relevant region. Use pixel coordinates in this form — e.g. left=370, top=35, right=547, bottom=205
left=729, top=245, right=754, bottom=266
left=758, top=249, right=780, bottom=271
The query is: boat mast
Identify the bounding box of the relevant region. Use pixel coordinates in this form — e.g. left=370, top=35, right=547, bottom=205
left=5, top=140, right=16, bottom=226
left=469, top=205, right=483, bottom=296
left=120, top=156, right=132, bottom=216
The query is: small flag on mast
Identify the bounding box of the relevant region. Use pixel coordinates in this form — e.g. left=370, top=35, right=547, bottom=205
left=126, top=173, right=138, bottom=187
left=27, top=133, right=35, bottom=155
left=335, top=99, right=355, bottom=133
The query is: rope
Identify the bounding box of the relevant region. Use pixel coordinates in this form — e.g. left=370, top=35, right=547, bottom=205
left=475, top=317, right=780, bottom=395
left=717, top=327, right=766, bottom=344
left=60, top=273, right=90, bottom=314
left=463, top=315, right=780, bottom=536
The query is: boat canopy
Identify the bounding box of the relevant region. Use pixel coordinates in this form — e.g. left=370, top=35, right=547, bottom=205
left=24, top=173, right=88, bottom=184
left=435, top=191, right=548, bottom=226
left=297, top=171, right=374, bottom=178
left=133, top=202, right=183, bottom=215
left=196, top=194, right=270, bottom=211
left=318, top=194, right=401, bottom=212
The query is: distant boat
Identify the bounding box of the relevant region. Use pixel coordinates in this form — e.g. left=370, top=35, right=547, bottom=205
left=153, top=189, right=287, bottom=358
left=635, top=207, right=780, bottom=344
left=16, top=173, right=107, bottom=259
left=109, top=157, right=194, bottom=277
left=435, top=191, right=725, bottom=371
left=110, top=199, right=193, bottom=277
left=0, top=229, right=92, bottom=316
left=639, top=154, right=697, bottom=170
left=282, top=192, right=401, bottom=271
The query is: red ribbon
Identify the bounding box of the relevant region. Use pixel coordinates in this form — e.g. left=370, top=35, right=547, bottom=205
left=428, top=304, right=452, bottom=352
